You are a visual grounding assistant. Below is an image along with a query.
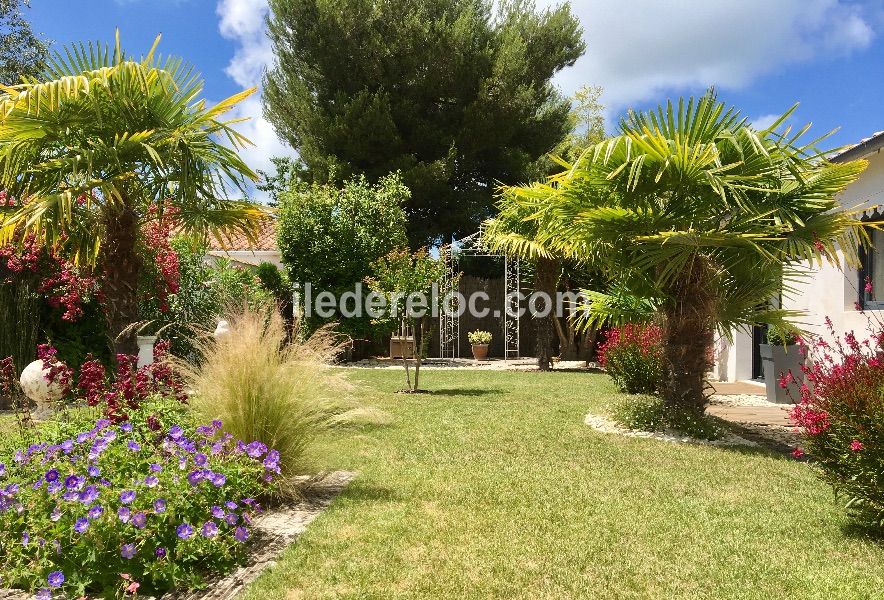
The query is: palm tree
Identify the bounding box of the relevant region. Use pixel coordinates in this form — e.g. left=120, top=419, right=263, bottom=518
left=504, top=91, right=869, bottom=413
left=0, top=32, right=265, bottom=357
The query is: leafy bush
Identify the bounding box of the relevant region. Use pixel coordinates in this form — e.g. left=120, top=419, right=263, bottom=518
left=178, top=305, right=348, bottom=489
left=597, top=323, right=665, bottom=394
left=766, top=324, right=800, bottom=347
left=612, top=395, right=723, bottom=440
left=790, top=319, right=884, bottom=528
left=0, top=397, right=276, bottom=597
left=467, top=330, right=492, bottom=345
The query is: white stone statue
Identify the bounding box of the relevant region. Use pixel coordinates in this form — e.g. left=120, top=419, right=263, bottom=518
left=19, top=359, right=65, bottom=420
left=214, top=320, right=231, bottom=339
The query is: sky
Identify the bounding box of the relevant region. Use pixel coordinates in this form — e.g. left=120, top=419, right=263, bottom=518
left=26, top=0, right=884, bottom=200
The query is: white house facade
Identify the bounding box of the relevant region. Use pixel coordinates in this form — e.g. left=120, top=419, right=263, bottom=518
left=714, top=130, right=884, bottom=383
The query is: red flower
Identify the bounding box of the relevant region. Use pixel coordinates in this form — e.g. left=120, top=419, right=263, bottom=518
left=850, top=439, right=864, bottom=452
left=792, top=447, right=805, bottom=459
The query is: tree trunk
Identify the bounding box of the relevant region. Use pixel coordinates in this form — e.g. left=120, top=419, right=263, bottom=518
left=534, top=257, right=559, bottom=371
left=661, top=257, right=715, bottom=414
left=102, top=204, right=142, bottom=358
left=413, top=316, right=431, bottom=391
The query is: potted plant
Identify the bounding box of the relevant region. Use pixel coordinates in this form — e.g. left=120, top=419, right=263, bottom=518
left=759, top=325, right=804, bottom=404
left=468, top=330, right=492, bottom=361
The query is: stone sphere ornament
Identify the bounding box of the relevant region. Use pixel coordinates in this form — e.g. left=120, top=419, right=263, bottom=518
left=20, top=359, right=65, bottom=419
left=214, top=320, right=231, bottom=339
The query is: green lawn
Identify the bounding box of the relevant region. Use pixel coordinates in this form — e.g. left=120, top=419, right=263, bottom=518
left=241, top=369, right=884, bottom=599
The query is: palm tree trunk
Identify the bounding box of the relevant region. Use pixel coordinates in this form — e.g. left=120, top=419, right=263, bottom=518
left=534, top=256, right=559, bottom=371
left=102, top=205, right=142, bottom=358
left=661, top=258, right=715, bottom=413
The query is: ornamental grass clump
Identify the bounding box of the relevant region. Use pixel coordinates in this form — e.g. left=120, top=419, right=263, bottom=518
left=597, top=323, right=665, bottom=394
left=789, top=317, right=884, bottom=529
left=180, top=305, right=349, bottom=489
left=0, top=398, right=276, bottom=598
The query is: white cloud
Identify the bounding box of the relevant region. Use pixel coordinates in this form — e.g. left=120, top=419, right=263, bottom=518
left=541, top=0, right=876, bottom=119
left=751, top=114, right=781, bottom=131
left=215, top=0, right=295, bottom=202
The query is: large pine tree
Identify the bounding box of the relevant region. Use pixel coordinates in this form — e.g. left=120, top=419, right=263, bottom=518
left=263, top=0, right=585, bottom=246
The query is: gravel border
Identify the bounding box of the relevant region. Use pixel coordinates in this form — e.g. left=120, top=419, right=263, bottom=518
left=584, top=413, right=757, bottom=447
left=0, top=470, right=357, bottom=600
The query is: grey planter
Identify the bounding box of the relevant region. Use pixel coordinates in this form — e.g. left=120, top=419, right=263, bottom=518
left=759, top=344, right=804, bottom=404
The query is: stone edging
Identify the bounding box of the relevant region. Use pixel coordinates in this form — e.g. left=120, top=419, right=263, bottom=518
left=0, top=470, right=357, bottom=600
left=584, top=413, right=757, bottom=447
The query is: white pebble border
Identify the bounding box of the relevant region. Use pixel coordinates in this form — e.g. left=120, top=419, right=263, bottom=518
left=708, top=393, right=781, bottom=408
left=584, top=413, right=757, bottom=447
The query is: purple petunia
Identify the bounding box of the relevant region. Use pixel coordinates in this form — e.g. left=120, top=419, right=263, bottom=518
left=120, top=422, right=133, bottom=433
left=132, top=512, right=147, bottom=529
left=211, top=505, right=225, bottom=519
left=209, top=472, right=227, bottom=487
left=193, top=453, right=208, bottom=466
left=60, top=439, right=74, bottom=454
left=176, top=523, right=194, bottom=540
left=87, top=465, right=100, bottom=477
left=144, top=475, right=159, bottom=488
left=127, top=440, right=141, bottom=452
left=149, top=463, right=162, bottom=473
left=234, top=526, right=249, bottom=543
left=74, top=517, right=89, bottom=534
left=225, top=501, right=238, bottom=511
left=47, top=571, right=64, bottom=588
left=245, top=441, right=268, bottom=459
left=119, top=490, right=136, bottom=504
left=88, top=505, right=103, bottom=519
left=225, top=513, right=239, bottom=526
left=186, top=471, right=203, bottom=486
left=168, top=425, right=184, bottom=440
left=120, top=543, right=136, bottom=559
left=44, top=469, right=59, bottom=483
left=201, top=521, right=219, bottom=538
left=155, top=546, right=167, bottom=558
left=118, top=507, right=131, bottom=523
left=154, top=498, right=167, bottom=513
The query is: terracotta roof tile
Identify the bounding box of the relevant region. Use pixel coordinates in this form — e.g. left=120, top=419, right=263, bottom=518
left=208, top=217, right=278, bottom=252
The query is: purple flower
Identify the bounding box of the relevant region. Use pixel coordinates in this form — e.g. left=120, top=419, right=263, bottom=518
left=79, top=485, right=99, bottom=505
left=87, top=465, right=100, bottom=477
left=154, top=498, right=167, bottom=513
left=193, top=453, right=208, bottom=466
left=4, top=482, right=19, bottom=495
left=62, top=491, right=79, bottom=502
left=127, top=440, right=141, bottom=452
left=74, top=517, right=89, bottom=533
left=210, top=472, right=227, bottom=487
left=155, top=546, right=167, bottom=558
left=96, top=419, right=110, bottom=429
left=120, top=543, right=136, bottom=559
left=35, top=589, right=51, bottom=600
left=47, top=480, right=62, bottom=494
left=211, top=505, right=225, bottom=519
left=22, top=531, right=29, bottom=546
left=196, top=425, right=213, bottom=437
left=225, top=501, right=238, bottom=511
left=144, top=475, right=159, bottom=488
left=118, top=507, right=131, bottom=523
left=149, top=463, right=162, bottom=473
left=44, top=469, right=59, bottom=483
left=168, top=425, right=184, bottom=440
left=212, top=419, right=223, bottom=430
left=120, top=422, right=133, bottom=433
left=119, top=490, right=136, bottom=504
left=201, top=521, right=219, bottom=538
left=132, top=512, right=147, bottom=529
left=88, top=505, right=104, bottom=519
left=64, top=475, right=83, bottom=491
left=176, top=523, right=194, bottom=540
left=225, top=513, right=239, bottom=526
left=50, top=507, right=62, bottom=522
left=47, top=571, right=64, bottom=588
left=245, top=441, right=267, bottom=458
left=234, top=526, right=249, bottom=542
left=60, top=440, right=74, bottom=454
left=0, top=463, right=5, bottom=477
left=186, top=471, right=203, bottom=486
left=75, top=432, right=90, bottom=444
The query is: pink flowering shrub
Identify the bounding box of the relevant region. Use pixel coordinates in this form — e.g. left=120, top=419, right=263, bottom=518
left=789, top=317, right=884, bottom=527
left=597, top=323, right=666, bottom=394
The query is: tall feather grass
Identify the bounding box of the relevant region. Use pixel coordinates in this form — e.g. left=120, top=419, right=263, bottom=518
left=177, top=304, right=351, bottom=492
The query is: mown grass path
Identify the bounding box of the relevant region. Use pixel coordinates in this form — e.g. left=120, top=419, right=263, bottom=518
left=243, top=370, right=884, bottom=599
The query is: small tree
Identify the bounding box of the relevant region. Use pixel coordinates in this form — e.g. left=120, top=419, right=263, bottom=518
left=366, top=248, right=457, bottom=392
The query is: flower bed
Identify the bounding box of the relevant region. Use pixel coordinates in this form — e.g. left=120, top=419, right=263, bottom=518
left=0, top=398, right=279, bottom=598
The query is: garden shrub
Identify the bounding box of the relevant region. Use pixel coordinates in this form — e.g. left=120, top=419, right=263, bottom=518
left=0, top=396, right=277, bottom=598
left=178, top=305, right=349, bottom=490
left=597, top=323, right=665, bottom=394
left=612, top=394, right=723, bottom=440
left=790, top=318, right=884, bottom=529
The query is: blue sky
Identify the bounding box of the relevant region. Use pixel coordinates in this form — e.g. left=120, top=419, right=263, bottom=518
left=27, top=0, right=884, bottom=198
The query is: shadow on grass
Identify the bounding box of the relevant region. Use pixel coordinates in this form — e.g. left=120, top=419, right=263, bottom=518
left=429, top=388, right=504, bottom=397
left=841, top=518, right=884, bottom=543
left=339, top=482, right=401, bottom=504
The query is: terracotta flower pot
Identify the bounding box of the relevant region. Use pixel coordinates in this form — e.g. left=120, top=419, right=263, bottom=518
left=471, top=344, right=489, bottom=361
